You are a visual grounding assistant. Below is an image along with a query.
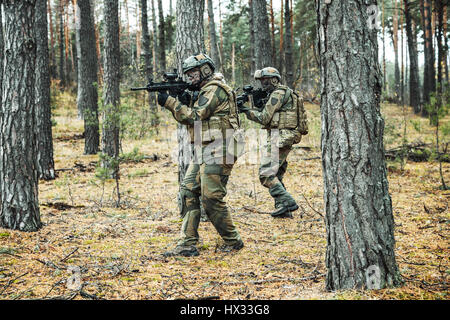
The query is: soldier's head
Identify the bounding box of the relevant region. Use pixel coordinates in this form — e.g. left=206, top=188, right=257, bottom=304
left=182, top=53, right=215, bottom=89
left=254, top=67, right=281, bottom=92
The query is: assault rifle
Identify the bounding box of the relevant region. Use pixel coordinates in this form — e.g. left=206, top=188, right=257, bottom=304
left=236, top=85, right=269, bottom=112
left=130, top=69, right=195, bottom=94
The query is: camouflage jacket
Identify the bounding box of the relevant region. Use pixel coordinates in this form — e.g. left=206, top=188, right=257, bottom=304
left=246, top=84, right=302, bottom=148
left=163, top=74, right=240, bottom=158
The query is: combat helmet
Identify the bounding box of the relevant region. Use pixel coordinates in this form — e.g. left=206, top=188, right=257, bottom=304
left=254, top=67, right=281, bottom=81
left=182, top=53, right=215, bottom=77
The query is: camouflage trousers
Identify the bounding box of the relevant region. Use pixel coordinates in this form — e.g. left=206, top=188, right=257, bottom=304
left=178, top=161, right=242, bottom=247
left=259, top=144, right=292, bottom=189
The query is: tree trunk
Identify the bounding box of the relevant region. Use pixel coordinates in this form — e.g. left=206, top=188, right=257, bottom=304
left=76, top=0, right=99, bottom=154
left=253, top=0, right=273, bottom=70
left=0, top=2, right=3, bottom=201
left=444, top=4, right=449, bottom=84
left=404, top=0, right=421, bottom=113
left=102, top=0, right=121, bottom=177
left=59, top=0, right=66, bottom=87
left=422, top=0, right=435, bottom=107
left=400, top=0, right=405, bottom=105
left=157, top=0, right=166, bottom=76
left=206, top=0, right=221, bottom=71
left=279, top=0, right=285, bottom=74
left=284, top=0, right=294, bottom=87
left=64, top=4, right=71, bottom=84
left=48, top=0, right=57, bottom=79
left=218, top=1, right=224, bottom=69
left=317, top=0, right=402, bottom=290
left=141, top=0, right=152, bottom=80
left=175, top=0, right=205, bottom=188
left=74, top=0, right=83, bottom=118
left=249, top=0, right=256, bottom=81
left=1, top=0, right=41, bottom=232
left=35, top=0, right=55, bottom=181
left=151, top=0, right=158, bottom=77
left=392, top=0, right=400, bottom=104
left=269, top=0, right=276, bottom=68
left=436, top=0, right=444, bottom=91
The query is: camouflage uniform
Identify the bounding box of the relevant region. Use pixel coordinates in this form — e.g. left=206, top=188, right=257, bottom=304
left=161, top=68, right=243, bottom=254
left=243, top=67, right=307, bottom=217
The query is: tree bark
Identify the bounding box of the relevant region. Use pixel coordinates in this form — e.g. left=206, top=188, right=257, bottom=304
left=249, top=0, right=256, bottom=81
left=175, top=0, right=205, bottom=187
left=76, top=0, right=100, bottom=154
left=141, top=0, right=153, bottom=80
left=269, top=0, right=276, bottom=68
left=422, top=0, right=435, bottom=107
left=157, top=0, right=166, bottom=76
left=151, top=0, right=158, bottom=76
left=284, top=0, right=294, bottom=87
left=35, top=0, right=55, bottom=180
left=317, top=0, right=402, bottom=290
left=404, top=0, right=421, bottom=113
left=392, top=0, right=400, bottom=104
left=59, top=0, right=66, bottom=87
left=436, top=0, right=445, bottom=91
left=48, top=0, right=57, bottom=79
left=279, top=0, right=284, bottom=74
left=206, top=0, right=221, bottom=71
left=253, top=0, right=273, bottom=70
left=1, top=0, right=41, bottom=232
left=102, top=0, right=121, bottom=177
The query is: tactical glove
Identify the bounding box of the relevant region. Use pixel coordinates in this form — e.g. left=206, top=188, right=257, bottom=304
left=178, top=91, right=191, bottom=106
left=237, top=100, right=250, bottom=113
left=157, top=92, right=169, bottom=106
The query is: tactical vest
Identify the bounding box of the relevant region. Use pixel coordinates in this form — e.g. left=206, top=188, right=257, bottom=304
left=266, top=85, right=308, bottom=135
left=187, top=80, right=240, bottom=145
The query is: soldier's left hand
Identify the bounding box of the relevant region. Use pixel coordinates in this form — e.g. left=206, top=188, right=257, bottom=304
left=157, top=92, right=169, bottom=106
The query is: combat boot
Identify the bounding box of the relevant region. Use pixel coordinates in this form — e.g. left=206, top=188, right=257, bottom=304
left=216, top=240, right=244, bottom=253
left=273, top=180, right=286, bottom=209
left=163, top=245, right=199, bottom=257
left=269, top=183, right=298, bottom=218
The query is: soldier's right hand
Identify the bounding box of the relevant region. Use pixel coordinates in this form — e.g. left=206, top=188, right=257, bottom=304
left=237, top=101, right=250, bottom=113
left=178, top=91, right=191, bottom=106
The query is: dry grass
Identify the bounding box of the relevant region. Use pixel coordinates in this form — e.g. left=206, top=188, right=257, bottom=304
left=0, top=93, right=448, bottom=300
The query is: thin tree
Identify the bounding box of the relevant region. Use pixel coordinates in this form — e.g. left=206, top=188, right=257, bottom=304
left=0, top=1, right=3, bottom=202
left=141, top=0, right=152, bottom=82
left=35, top=0, right=55, bottom=180
left=404, top=0, right=421, bottom=113
left=59, top=0, right=66, bottom=87
left=1, top=0, right=41, bottom=232
left=249, top=0, right=256, bottom=80
left=206, top=0, right=221, bottom=71
left=269, top=0, right=276, bottom=67
left=175, top=0, right=205, bottom=187
left=48, top=0, right=56, bottom=78
left=284, top=0, right=294, bottom=87
left=101, top=0, right=121, bottom=182
left=76, top=0, right=100, bottom=154
left=391, top=0, right=401, bottom=103
left=157, top=0, right=166, bottom=75
left=253, top=0, right=273, bottom=69
left=317, top=0, right=403, bottom=290
left=422, top=0, right=435, bottom=108
left=279, top=0, right=284, bottom=73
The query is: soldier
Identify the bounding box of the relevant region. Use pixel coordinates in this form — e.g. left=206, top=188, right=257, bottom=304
left=157, top=53, right=244, bottom=257
left=238, top=67, right=308, bottom=218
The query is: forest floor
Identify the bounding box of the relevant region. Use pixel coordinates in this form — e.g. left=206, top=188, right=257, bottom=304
left=0, top=89, right=448, bottom=300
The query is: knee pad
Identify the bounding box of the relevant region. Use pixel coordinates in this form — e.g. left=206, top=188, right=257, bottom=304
left=179, top=188, right=200, bottom=217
